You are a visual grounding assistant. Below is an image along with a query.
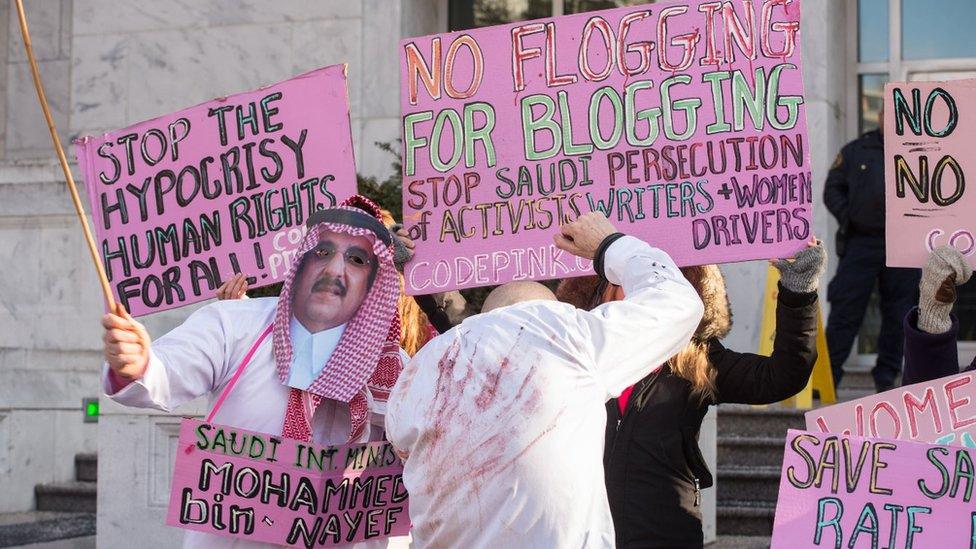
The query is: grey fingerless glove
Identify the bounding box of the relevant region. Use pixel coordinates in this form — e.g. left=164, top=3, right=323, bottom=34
left=390, top=223, right=412, bottom=272
left=918, top=246, right=973, bottom=334
left=773, top=242, right=827, bottom=294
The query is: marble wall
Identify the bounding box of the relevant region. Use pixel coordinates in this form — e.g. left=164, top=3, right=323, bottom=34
left=98, top=398, right=205, bottom=548
left=2, top=0, right=73, bottom=160
left=69, top=0, right=420, bottom=181
left=0, top=159, right=102, bottom=512
left=0, top=0, right=101, bottom=505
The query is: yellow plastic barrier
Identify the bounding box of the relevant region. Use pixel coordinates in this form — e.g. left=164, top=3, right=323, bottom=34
left=758, top=264, right=836, bottom=409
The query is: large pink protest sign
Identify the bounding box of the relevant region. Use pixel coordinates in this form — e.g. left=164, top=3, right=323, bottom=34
left=400, top=0, right=811, bottom=294
left=772, top=429, right=976, bottom=548
left=806, top=372, right=976, bottom=448
left=166, top=419, right=409, bottom=547
left=884, top=78, right=976, bottom=269
left=74, top=65, right=357, bottom=315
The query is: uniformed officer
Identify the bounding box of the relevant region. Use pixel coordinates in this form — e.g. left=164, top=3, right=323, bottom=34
left=823, top=106, right=921, bottom=392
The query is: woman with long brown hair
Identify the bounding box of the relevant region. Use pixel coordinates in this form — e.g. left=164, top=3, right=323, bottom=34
left=556, top=241, right=826, bottom=548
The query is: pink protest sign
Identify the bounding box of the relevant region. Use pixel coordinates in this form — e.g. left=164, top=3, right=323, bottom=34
left=399, top=0, right=811, bottom=294
left=166, top=419, right=409, bottom=547
left=806, top=372, right=976, bottom=448
left=884, top=79, right=976, bottom=268
left=74, top=65, right=358, bottom=316
left=772, top=429, right=975, bottom=548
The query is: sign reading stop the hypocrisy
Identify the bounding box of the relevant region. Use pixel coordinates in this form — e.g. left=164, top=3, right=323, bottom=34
left=806, top=371, right=976, bottom=448
left=885, top=78, right=976, bottom=269
left=400, top=0, right=812, bottom=294
left=74, top=65, right=358, bottom=316
left=167, top=419, right=409, bottom=547
left=772, top=430, right=976, bottom=548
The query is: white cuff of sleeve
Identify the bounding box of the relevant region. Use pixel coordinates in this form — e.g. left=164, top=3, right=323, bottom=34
left=101, top=351, right=170, bottom=410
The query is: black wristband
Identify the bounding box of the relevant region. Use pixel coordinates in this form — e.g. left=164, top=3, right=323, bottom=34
left=594, top=233, right=626, bottom=281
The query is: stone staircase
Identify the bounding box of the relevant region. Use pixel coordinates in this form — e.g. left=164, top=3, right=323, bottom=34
left=34, top=452, right=97, bottom=513
left=715, top=365, right=875, bottom=539
left=0, top=454, right=97, bottom=547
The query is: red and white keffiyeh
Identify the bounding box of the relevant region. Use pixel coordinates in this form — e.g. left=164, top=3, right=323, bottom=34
left=273, top=195, right=403, bottom=442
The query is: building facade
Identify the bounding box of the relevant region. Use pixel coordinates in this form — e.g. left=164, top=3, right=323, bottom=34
left=0, top=0, right=973, bottom=547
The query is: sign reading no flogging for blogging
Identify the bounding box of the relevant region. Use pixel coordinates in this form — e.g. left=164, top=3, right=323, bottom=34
left=400, top=0, right=812, bottom=294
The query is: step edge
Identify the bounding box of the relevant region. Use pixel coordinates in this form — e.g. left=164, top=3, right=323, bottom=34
left=717, top=465, right=782, bottom=474
left=717, top=409, right=807, bottom=418
left=0, top=513, right=95, bottom=547
left=34, top=482, right=97, bottom=495
left=715, top=505, right=776, bottom=518
left=718, top=499, right=777, bottom=508
left=717, top=436, right=787, bottom=446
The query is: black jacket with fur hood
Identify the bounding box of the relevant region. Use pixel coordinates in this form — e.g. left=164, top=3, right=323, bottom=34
left=558, top=275, right=818, bottom=548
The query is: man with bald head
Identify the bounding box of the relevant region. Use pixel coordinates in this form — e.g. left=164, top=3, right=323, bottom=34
left=386, top=212, right=705, bottom=548
left=480, top=280, right=556, bottom=312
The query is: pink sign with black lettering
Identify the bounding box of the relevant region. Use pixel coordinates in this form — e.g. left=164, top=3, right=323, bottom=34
left=884, top=78, right=976, bottom=269
left=166, top=419, right=409, bottom=547
left=74, top=65, right=358, bottom=315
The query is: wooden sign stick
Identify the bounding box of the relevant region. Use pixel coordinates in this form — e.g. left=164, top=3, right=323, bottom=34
left=14, top=0, right=116, bottom=310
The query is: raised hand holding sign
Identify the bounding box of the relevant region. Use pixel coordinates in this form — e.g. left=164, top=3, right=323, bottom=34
left=101, top=303, right=151, bottom=381
left=553, top=212, right=618, bottom=260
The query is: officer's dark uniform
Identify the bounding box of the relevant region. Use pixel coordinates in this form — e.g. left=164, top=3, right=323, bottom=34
left=823, top=129, right=920, bottom=391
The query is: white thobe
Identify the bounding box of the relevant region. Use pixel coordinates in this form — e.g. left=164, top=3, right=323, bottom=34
left=103, top=297, right=410, bottom=549
left=386, top=236, right=705, bottom=549
left=287, top=318, right=345, bottom=390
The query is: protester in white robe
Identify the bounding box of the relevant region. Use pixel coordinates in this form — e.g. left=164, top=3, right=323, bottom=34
left=101, top=196, right=410, bottom=549
left=386, top=212, right=706, bottom=548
